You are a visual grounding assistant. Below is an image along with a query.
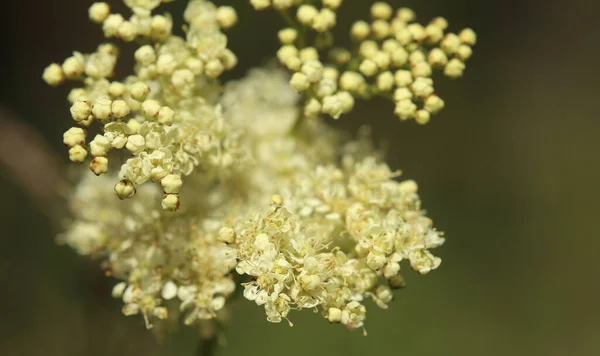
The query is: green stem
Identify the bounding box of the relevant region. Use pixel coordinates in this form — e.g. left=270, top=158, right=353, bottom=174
left=278, top=11, right=306, bottom=48
left=195, top=336, right=218, bottom=356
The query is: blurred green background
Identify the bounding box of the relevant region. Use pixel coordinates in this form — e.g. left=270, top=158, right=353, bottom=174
left=1, top=0, right=599, bottom=355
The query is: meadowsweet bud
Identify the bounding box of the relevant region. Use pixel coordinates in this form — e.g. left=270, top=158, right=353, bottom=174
left=301, top=60, right=324, bottom=83
left=151, top=14, right=172, bottom=40
left=114, top=179, right=136, bottom=200
left=359, top=59, right=378, bottom=77
left=250, top=0, right=270, bottom=10
left=216, top=6, right=237, bottom=29
left=161, top=281, right=178, bottom=301
left=350, top=21, right=370, bottom=41
left=127, top=119, right=141, bottom=134
left=217, top=227, right=236, bottom=244
left=337, top=91, right=355, bottom=114
left=290, top=72, right=310, bottom=92
left=103, top=14, right=124, bottom=37
left=161, top=174, right=182, bottom=194
left=441, top=34, right=461, bottom=54
left=459, top=28, right=477, bottom=46
left=395, top=99, right=417, bottom=120
left=367, top=251, right=387, bottom=270
left=284, top=57, right=302, bottom=71
left=457, top=45, right=473, bottom=61
left=130, top=82, right=150, bottom=101
left=111, top=100, right=130, bottom=119
left=339, top=71, right=365, bottom=92
left=328, top=308, right=343, bottom=323
left=69, top=145, right=88, bottom=162
left=396, top=7, right=415, bottom=22
left=62, top=54, right=85, bottom=78
left=162, top=194, right=180, bottom=211
left=409, top=51, right=426, bottom=65
left=108, top=82, right=126, bottom=98
left=322, top=95, right=343, bottom=119
left=156, top=54, right=177, bottom=75
left=323, top=0, right=342, bottom=9
left=411, top=77, right=434, bottom=97
left=157, top=106, right=175, bottom=125
left=444, top=58, right=466, bottom=78
left=424, top=94, right=445, bottom=114
left=379, top=40, right=398, bottom=54
left=323, top=67, right=339, bottom=81
left=316, top=78, right=337, bottom=97
left=141, top=100, right=161, bottom=119
left=118, top=21, right=137, bottom=42
left=85, top=52, right=116, bottom=79
left=68, top=88, right=87, bottom=103
left=389, top=275, right=407, bottom=289
left=372, top=20, right=391, bottom=40
left=135, top=45, right=156, bottom=66
left=371, top=2, right=393, bottom=20
left=399, top=179, right=418, bottom=194
left=407, top=23, right=425, bottom=42
left=412, top=62, right=432, bottom=77
left=377, top=71, right=394, bottom=92
left=183, top=58, right=203, bottom=76
left=304, top=98, right=322, bottom=117
left=373, top=51, right=391, bottom=70
left=415, top=109, right=431, bottom=124
left=297, top=5, right=318, bottom=25
left=391, top=47, right=409, bottom=66
left=126, top=134, right=146, bottom=155
left=111, top=282, right=127, bottom=298
left=394, top=87, right=412, bottom=101
left=359, top=40, right=378, bottom=59
left=299, top=47, right=319, bottom=62
left=92, top=98, right=112, bottom=120
left=273, top=0, right=294, bottom=10
left=428, top=48, right=448, bottom=67
left=383, top=262, right=401, bottom=278
left=431, top=17, right=449, bottom=30
left=79, top=116, right=94, bottom=127
left=376, top=285, right=393, bottom=303
left=63, top=127, right=86, bottom=147
left=312, top=8, right=336, bottom=32
left=278, top=28, right=298, bottom=45
left=90, top=134, right=111, bottom=156
left=89, top=2, right=110, bottom=23
left=221, top=49, right=238, bottom=70
left=205, top=59, right=224, bottom=78
left=70, top=100, right=91, bottom=122
left=394, top=70, right=413, bottom=87
left=277, top=45, right=298, bottom=65
left=90, top=157, right=109, bottom=175
left=42, top=64, right=64, bottom=86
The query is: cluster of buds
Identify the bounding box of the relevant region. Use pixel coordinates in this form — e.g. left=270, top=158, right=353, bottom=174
left=43, top=1, right=242, bottom=210
left=253, top=1, right=476, bottom=123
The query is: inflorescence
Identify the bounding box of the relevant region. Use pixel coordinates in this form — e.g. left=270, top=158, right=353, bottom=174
left=43, top=0, right=474, bottom=336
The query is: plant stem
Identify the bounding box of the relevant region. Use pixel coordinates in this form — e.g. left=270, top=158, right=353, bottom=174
left=195, top=336, right=218, bottom=356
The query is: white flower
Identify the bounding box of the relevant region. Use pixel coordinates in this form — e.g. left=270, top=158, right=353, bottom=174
left=145, top=148, right=173, bottom=181
left=120, top=155, right=150, bottom=184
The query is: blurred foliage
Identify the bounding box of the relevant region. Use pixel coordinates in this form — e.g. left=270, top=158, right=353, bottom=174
left=1, top=0, right=599, bottom=355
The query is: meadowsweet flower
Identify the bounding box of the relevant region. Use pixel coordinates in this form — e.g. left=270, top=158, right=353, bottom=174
left=45, top=0, right=474, bottom=338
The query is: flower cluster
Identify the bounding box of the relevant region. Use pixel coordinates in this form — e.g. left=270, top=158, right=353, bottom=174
left=44, top=0, right=475, bottom=337
left=229, top=156, right=444, bottom=330
left=255, top=1, right=476, bottom=123
left=44, top=0, right=242, bottom=209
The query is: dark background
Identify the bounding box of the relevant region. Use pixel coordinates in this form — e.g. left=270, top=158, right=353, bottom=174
left=1, top=0, right=599, bottom=355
